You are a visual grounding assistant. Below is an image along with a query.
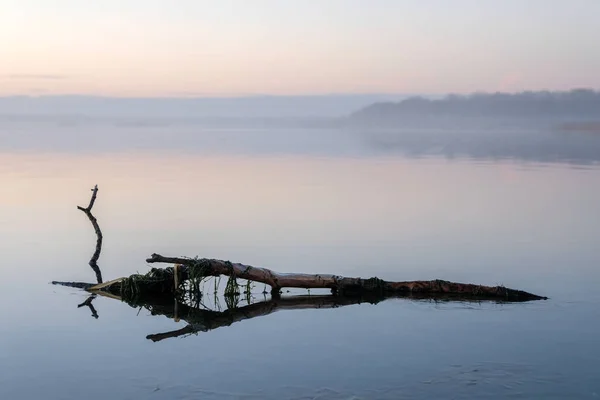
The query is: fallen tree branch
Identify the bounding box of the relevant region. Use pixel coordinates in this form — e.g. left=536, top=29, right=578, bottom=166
left=53, top=187, right=547, bottom=305
left=145, top=253, right=547, bottom=301
left=77, top=185, right=103, bottom=283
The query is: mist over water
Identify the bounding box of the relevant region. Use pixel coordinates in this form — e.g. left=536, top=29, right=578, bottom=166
left=3, top=90, right=600, bottom=164
left=1, top=105, right=600, bottom=399
left=3, top=116, right=600, bottom=165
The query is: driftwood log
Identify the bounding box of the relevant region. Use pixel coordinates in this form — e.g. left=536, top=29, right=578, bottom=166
left=54, top=253, right=547, bottom=302
left=53, top=186, right=548, bottom=304
left=142, top=254, right=547, bottom=301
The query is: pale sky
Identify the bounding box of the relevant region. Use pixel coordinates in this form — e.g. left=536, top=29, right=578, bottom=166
left=1, top=0, right=599, bottom=97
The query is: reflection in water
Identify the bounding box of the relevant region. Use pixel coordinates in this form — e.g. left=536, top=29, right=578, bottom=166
left=77, top=294, right=99, bottom=319
left=356, top=127, right=600, bottom=165
left=2, top=141, right=600, bottom=399
left=77, top=291, right=532, bottom=342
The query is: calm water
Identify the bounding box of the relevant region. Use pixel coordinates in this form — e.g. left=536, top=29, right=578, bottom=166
left=1, top=124, right=600, bottom=399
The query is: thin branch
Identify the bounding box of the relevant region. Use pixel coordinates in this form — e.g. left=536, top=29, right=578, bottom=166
left=77, top=185, right=103, bottom=283
left=77, top=294, right=99, bottom=319
left=147, top=325, right=198, bottom=342
left=52, top=281, right=96, bottom=289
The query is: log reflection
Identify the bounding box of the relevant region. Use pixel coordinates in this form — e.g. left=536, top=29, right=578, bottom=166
left=81, top=292, right=512, bottom=342
left=143, top=295, right=372, bottom=342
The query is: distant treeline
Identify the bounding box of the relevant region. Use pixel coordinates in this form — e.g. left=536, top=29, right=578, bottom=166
left=350, top=89, right=600, bottom=123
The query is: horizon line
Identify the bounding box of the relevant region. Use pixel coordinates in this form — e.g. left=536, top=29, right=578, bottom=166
left=0, top=88, right=597, bottom=100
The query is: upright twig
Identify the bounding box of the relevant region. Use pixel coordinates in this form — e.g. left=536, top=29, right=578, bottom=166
left=77, top=185, right=103, bottom=283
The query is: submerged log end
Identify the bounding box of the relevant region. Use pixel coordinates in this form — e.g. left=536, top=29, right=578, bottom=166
left=331, top=278, right=547, bottom=301
left=52, top=281, right=96, bottom=289
left=383, top=280, right=548, bottom=301
left=496, top=286, right=548, bottom=301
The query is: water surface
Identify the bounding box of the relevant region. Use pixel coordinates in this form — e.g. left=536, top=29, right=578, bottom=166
left=1, top=125, right=599, bottom=399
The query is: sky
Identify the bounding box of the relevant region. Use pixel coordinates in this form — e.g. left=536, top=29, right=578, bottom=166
left=1, top=0, right=599, bottom=97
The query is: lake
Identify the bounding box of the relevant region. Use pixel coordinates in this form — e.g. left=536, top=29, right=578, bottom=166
left=1, top=122, right=599, bottom=399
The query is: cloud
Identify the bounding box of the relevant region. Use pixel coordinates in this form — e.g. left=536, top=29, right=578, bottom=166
left=3, top=74, right=69, bottom=80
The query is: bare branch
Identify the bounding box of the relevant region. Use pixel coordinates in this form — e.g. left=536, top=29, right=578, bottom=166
left=52, top=281, right=96, bottom=289
left=77, top=185, right=103, bottom=283
left=77, top=294, right=99, bottom=319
